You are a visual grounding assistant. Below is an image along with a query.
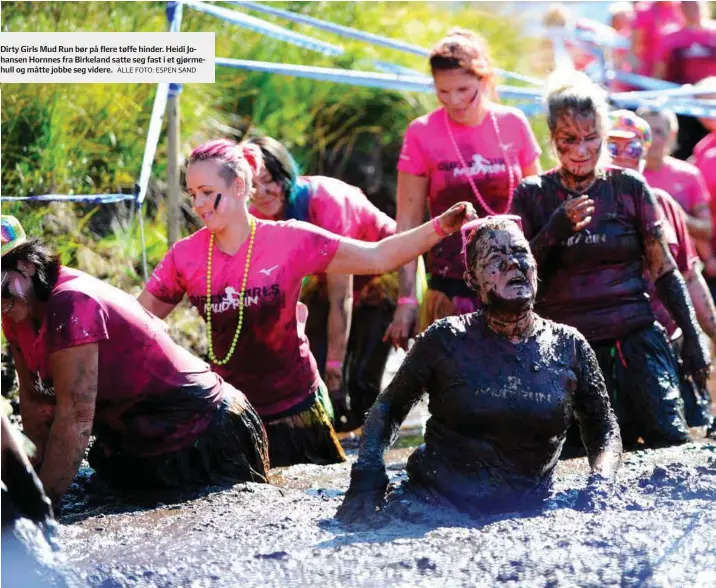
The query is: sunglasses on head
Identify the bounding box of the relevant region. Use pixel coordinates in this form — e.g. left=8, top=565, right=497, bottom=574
left=607, top=139, right=644, bottom=160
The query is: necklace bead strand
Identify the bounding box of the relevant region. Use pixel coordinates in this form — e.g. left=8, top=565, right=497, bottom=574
left=444, top=108, right=515, bottom=216
left=206, top=217, right=256, bottom=366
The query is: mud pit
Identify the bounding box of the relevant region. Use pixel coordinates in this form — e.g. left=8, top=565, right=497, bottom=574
left=39, top=437, right=714, bottom=587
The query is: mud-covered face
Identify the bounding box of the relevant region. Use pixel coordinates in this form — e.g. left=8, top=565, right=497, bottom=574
left=1, top=267, right=34, bottom=323
left=186, top=159, right=246, bottom=233
left=252, top=167, right=286, bottom=220
left=553, top=112, right=603, bottom=178
left=472, top=225, right=537, bottom=310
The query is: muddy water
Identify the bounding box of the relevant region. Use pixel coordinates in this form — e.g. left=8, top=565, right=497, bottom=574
left=47, top=437, right=716, bottom=587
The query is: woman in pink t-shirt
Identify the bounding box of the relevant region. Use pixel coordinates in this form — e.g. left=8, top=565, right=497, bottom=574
left=629, top=1, right=684, bottom=78
left=1, top=216, right=270, bottom=510
left=247, top=136, right=397, bottom=432
left=385, top=28, right=542, bottom=350
left=638, top=107, right=714, bottom=260
left=138, top=140, right=475, bottom=468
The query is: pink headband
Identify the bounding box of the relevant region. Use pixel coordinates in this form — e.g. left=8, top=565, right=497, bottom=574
left=461, top=215, right=523, bottom=269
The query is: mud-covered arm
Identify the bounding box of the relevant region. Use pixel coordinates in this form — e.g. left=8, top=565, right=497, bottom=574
left=573, top=337, right=622, bottom=482
left=645, top=235, right=710, bottom=384
left=685, top=264, right=716, bottom=344
left=336, top=328, right=439, bottom=522
left=39, top=344, right=98, bottom=510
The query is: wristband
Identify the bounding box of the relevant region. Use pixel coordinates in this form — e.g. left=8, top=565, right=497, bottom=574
left=432, top=216, right=450, bottom=237
left=326, top=360, right=343, bottom=370
left=398, top=296, right=418, bottom=307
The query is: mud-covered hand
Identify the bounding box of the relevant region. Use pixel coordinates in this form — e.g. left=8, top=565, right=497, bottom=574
left=681, top=334, right=711, bottom=388
left=335, top=467, right=389, bottom=525
left=383, top=304, right=417, bottom=351
left=436, top=202, right=478, bottom=235
left=327, top=370, right=352, bottom=430
left=545, top=195, right=595, bottom=243
left=575, top=474, right=613, bottom=512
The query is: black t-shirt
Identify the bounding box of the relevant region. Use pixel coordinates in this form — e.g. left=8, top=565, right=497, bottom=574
left=512, top=167, right=664, bottom=342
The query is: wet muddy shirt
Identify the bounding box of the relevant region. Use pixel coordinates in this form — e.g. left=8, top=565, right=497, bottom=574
left=647, top=188, right=700, bottom=337
left=250, top=175, right=396, bottom=299
left=1, top=267, right=223, bottom=458
left=658, top=23, right=716, bottom=84
left=366, top=314, right=617, bottom=505
left=398, top=104, right=541, bottom=281
left=512, top=167, right=663, bottom=342
left=145, top=220, right=341, bottom=418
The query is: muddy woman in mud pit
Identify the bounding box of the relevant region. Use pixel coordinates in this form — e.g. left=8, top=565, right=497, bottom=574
left=337, top=217, right=622, bottom=523
left=138, top=140, right=476, bottom=468
left=0, top=215, right=270, bottom=512
left=511, top=71, right=711, bottom=449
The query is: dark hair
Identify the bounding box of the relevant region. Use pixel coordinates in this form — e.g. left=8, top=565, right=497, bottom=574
left=246, top=136, right=299, bottom=200
left=545, top=70, right=609, bottom=137
left=2, top=239, right=61, bottom=302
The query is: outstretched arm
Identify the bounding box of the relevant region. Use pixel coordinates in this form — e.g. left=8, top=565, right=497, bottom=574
left=336, top=330, right=437, bottom=524
left=326, top=201, right=475, bottom=277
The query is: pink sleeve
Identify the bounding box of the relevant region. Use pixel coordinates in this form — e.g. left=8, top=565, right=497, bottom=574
left=397, top=121, right=430, bottom=176
left=514, top=110, right=542, bottom=168
left=45, top=291, right=109, bottom=354
left=145, top=246, right=186, bottom=305
left=286, top=220, right=342, bottom=276
left=690, top=170, right=712, bottom=210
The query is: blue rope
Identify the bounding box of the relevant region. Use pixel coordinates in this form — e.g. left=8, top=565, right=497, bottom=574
left=183, top=0, right=343, bottom=56
left=1, top=194, right=135, bottom=203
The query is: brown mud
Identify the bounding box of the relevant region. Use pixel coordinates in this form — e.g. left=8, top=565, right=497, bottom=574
left=35, top=435, right=716, bottom=587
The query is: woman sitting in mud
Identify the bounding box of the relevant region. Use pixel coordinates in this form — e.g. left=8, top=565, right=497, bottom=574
left=1, top=215, right=270, bottom=511
left=337, top=217, right=622, bottom=523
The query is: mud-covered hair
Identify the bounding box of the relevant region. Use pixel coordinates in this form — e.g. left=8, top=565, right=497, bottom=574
left=246, top=136, right=299, bottom=201
left=463, top=216, right=525, bottom=273
left=2, top=239, right=61, bottom=302
left=545, top=70, right=609, bottom=138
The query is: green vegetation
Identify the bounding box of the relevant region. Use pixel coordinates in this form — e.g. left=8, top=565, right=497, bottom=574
left=1, top=1, right=552, bottom=344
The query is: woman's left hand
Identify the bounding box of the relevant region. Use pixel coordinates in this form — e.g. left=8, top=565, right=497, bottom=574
left=437, top=202, right=478, bottom=235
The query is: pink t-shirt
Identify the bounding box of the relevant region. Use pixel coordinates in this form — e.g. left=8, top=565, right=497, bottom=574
left=692, top=133, right=716, bottom=250
left=398, top=103, right=541, bottom=280
left=145, top=219, right=341, bottom=418
left=1, top=267, right=223, bottom=458
left=643, top=156, right=712, bottom=217
left=658, top=22, right=716, bottom=84
left=633, top=1, right=684, bottom=76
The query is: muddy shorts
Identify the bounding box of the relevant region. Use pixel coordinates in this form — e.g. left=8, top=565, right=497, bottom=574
left=590, top=322, right=690, bottom=447
left=88, top=385, right=270, bottom=490
left=670, top=333, right=713, bottom=427
left=262, top=382, right=347, bottom=468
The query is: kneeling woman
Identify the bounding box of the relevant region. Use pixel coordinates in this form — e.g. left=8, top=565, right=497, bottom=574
left=1, top=216, right=269, bottom=511
left=337, top=217, right=622, bottom=522
left=138, top=140, right=475, bottom=468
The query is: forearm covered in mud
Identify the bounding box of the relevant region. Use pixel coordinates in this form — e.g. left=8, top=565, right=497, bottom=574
left=352, top=339, right=430, bottom=480
left=646, top=236, right=701, bottom=341
left=687, top=267, right=716, bottom=343
left=574, top=338, right=622, bottom=482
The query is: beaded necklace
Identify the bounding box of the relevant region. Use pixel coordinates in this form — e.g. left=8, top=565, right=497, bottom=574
left=444, top=107, right=515, bottom=216
left=206, top=217, right=256, bottom=365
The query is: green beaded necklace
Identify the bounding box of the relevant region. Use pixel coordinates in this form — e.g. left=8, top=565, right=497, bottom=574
left=205, top=217, right=256, bottom=365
